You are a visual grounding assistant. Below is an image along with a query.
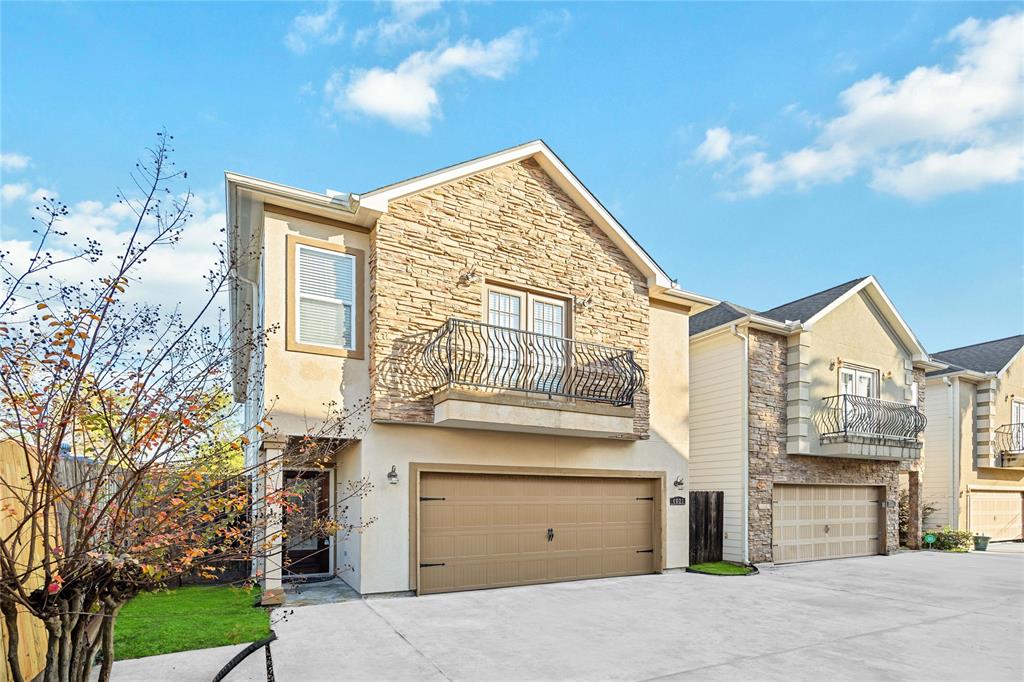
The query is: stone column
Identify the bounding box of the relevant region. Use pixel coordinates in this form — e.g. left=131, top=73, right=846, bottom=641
left=259, top=437, right=287, bottom=606
left=906, top=470, right=923, bottom=549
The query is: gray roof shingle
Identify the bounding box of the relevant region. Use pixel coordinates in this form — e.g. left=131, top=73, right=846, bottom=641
left=689, top=277, right=869, bottom=336
left=929, top=335, right=1024, bottom=375
left=758, top=277, right=869, bottom=324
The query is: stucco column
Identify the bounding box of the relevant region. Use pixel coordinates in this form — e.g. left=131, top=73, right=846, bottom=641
left=785, top=331, right=812, bottom=455
left=906, top=470, right=923, bottom=549
left=259, top=437, right=287, bottom=606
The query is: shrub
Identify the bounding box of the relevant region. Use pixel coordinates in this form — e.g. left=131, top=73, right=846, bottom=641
left=922, top=526, right=974, bottom=552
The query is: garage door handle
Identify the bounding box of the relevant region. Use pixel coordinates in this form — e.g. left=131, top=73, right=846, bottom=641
left=636, top=549, right=654, bottom=553
left=824, top=525, right=830, bottom=534
left=419, top=562, right=446, bottom=568
left=547, top=528, right=554, bottom=542
left=420, top=496, right=446, bottom=501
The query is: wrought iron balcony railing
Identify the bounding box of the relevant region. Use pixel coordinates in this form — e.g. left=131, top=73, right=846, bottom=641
left=422, top=318, right=644, bottom=407
left=996, top=423, right=1024, bottom=454
left=818, top=394, right=927, bottom=446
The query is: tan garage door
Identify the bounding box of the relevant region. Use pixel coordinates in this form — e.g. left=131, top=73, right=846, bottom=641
left=772, top=484, right=882, bottom=564
left=969, top=491, right=1023, bottom=541
left=417, top=472, right=657, bottom=594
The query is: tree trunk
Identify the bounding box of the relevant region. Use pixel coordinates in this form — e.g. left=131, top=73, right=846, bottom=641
left=43, top=618, right=62, bottom=682
left=96, top=599, right=122, bottom=682
left=2, top=599, right=25, bottom=682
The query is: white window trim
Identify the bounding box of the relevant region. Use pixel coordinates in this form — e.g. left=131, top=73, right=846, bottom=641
left=295, top=243, right=358, bottom=351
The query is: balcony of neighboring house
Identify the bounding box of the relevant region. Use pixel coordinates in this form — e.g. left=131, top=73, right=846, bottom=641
left=815, top=394, right=927, bottom=460
left=421, top=318, right=645, bottom=439
left=995, top=423, right=1024, bottom=468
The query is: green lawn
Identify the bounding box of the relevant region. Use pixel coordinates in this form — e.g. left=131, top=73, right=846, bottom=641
left=688, top=561, right=755, bottom=576
left=114, top=585, right=270, bottom=660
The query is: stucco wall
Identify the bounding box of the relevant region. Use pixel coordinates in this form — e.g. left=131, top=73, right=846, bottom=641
left=261, top=209, right=371, bottom=438
left=369, top=158, right=651, bottom=436
left=339, top=301, right=690, bottom=594
left=806, top=291, right=916, bottom=450
left=922, top=377, right=955, bottom=528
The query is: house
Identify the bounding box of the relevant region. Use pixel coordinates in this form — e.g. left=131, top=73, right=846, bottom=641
left=688, top=277, right=940, bottom=565
left=226, top=141, right=717, bottom=602
left=921, top=335, right=1024, bottom=541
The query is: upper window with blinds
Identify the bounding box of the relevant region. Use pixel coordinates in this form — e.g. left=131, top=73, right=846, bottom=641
left=287, top=235, right=364, bottom=359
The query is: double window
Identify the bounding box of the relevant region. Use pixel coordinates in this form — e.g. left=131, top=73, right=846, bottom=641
left=485, top=286, right=570, bottom=394
left=287, top=235, right=364, bottom=358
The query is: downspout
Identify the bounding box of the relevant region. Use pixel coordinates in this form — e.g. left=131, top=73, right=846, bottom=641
left=947, top=376, right=960, bottom=528
left=731, top=324, right=750, bottom=564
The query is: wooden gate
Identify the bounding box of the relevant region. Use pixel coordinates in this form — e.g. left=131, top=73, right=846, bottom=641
left=689, top=490, right=724, bottom=565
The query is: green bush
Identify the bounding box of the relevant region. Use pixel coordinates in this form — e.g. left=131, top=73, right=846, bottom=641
left=922, top=526, right=974, bottom=552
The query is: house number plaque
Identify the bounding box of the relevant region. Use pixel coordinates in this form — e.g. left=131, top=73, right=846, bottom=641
left=669, top=496, right=685, bottom=506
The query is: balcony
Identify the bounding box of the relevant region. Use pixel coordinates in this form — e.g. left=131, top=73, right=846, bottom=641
left=815, top=394, right=926, bottom=460
left=421, top=318, right=644, bottom=439
left=996, top=424, right=1024, bottom=468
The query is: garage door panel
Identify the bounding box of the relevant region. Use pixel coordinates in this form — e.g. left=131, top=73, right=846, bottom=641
left=969, top=492, right=1023, bottom=541
left=773, top=484, right=882, bottom=564
left=418, top=473, right=657, bottom=594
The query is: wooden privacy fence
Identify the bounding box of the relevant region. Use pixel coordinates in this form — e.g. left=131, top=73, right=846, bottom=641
left=0, top=439, right=50, bottom=681
left=689, top=490, right=724, bottom=565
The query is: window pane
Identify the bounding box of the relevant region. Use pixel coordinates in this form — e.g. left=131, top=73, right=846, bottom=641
left=532, top=300, right=564, bottom=337
left=298, top=298, right=351, bottom=347
left=299, top=247, right=354, bottom=302
left=488, top=291, right=521, bottom=329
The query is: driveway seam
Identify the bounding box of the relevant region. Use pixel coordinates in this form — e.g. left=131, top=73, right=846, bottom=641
left=639, top=610, right=969, bottom=681
left=363, top=599, right=454, bottom=682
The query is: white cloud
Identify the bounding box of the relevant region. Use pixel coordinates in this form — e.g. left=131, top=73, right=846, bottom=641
left=1, top=153, right=31, bottom=172
left=697, top=12, right=1024, bottom=200
left=2, top=183, right=29, bottom=204
left=326, top=27, right=532, bottom=132
left=355, top=1, right=445, bottom=50
left=695, top=127, right=756, bottom=162
left=285, top=2, right=345, bottom=54
left=1, top=191, right=225, bottom=319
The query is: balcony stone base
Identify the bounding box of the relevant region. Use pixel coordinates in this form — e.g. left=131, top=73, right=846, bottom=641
left=432, top=388, right=637, bottom=439
left=814, top=437, right=922, bottom=461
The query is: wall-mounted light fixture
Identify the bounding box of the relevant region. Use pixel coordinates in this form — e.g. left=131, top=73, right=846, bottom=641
left=884, top=370, right=893, bottom=380
left=673, top=476, right=685, bottom=490
left=574, top=293, right=594, bottom=312
left=829, top=357, right=843, bottom=371
left=386, top=465, right=399, bottom=485
left=457, top=264, right=481, bottom=286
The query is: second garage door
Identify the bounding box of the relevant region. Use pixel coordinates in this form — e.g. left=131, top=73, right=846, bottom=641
left=772, top=484, right=883, bottom=564
left=417, top=472, right=658, bottom=594
left=969, top=491, right=1023, bottom=541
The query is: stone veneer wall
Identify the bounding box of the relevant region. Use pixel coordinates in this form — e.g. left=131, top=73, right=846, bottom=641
left=746, top=330, right=922, bottom=562
left=369, top=158, right=650, bottom=435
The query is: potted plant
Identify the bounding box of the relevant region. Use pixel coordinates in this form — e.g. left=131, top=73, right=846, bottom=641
left=973, top=534, right=991, bottom=551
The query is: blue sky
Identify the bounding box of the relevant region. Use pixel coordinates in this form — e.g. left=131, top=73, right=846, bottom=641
left=2, top=1, right=1021, bottom=352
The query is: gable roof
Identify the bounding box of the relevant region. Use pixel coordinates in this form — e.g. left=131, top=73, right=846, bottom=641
left=929, top=335, right=1024, bottom=376
left=689, top=275, right=931, bottom=363
left=759, top=277, right=868, bottom=324
left=689, top=302, right=758, bottom=335
left=358, top=140, right=716, bottom=306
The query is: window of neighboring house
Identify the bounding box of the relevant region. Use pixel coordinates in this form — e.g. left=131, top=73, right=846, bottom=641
left=286, top=235, right=364, bottom=359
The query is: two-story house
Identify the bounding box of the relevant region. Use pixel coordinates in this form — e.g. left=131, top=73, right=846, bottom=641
left=688, top=277, right=938, bottom=565
left=227, top=141, right=716, bottom=602
left=922, top=335, right=1024, bottom=541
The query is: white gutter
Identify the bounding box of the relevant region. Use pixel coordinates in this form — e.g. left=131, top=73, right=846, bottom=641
left=731, top=323, right=750, bottom=564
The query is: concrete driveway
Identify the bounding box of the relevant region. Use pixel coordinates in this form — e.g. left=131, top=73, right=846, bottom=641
left=111, top=549, right=1023, bottom=681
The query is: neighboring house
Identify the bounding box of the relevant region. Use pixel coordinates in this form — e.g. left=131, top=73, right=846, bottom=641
left=922, top=335, right=1024, bottom=541
left=226, top=141, right=716, bottom=601
left=688, top=277, right=940, bottom=565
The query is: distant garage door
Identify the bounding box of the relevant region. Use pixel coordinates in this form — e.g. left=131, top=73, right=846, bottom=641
left=416, top=472, right=658, bottom=595
left=969, top=491, right=1023, bottom=541
left=772, top=484, right=883, bottom=564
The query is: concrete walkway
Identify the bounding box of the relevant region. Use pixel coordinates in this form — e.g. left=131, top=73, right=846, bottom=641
left=110, top=550, right=1023, bottom=681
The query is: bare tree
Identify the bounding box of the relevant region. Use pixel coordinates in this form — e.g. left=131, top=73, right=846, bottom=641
left=0, top=132, right=369, bottom=682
